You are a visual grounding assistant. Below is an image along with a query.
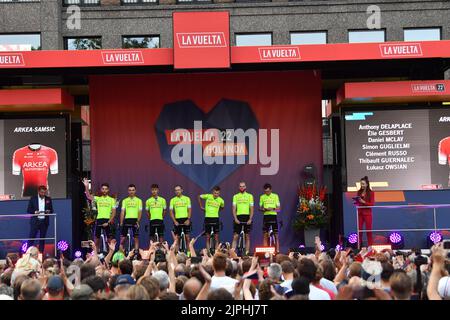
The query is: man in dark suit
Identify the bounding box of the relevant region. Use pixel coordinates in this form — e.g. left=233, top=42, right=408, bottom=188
left=27, top=185, right=54, bottom=254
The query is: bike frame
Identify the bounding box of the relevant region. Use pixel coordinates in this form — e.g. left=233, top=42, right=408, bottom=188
left=100, top=228, right=107, bottom=253
left=268, top=223, right=277, bottom=248
left=238, top=223, right=246, bottom=254
left=125, top=225, right=134, bottom=254
left=179, top=226, right=187, bottom=253
left=154, top=226, right=159, bottom=243
left=209, top=224, right=216, bottom=254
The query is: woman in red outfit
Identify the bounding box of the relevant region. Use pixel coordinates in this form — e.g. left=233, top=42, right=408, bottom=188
left=356, top=176, right=375, bottom=247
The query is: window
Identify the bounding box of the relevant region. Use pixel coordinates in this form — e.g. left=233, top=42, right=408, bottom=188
left=65, top=37, right=102, bottom=50
left=235, top=33, right=272, bottom=47
left=121, top=0, right=157, bottom=4
left=0, top=33, right=41, bottom=50
left=63, top=0, right=99, bottom=5
left=348, top=30, right=385, bottom=43
left=404, top=28, right=441, bottom=41
left=122, top=36, right=160, bottom=49
left=290, top=32, right=327, bottom=45
left=0, top=0, right=40, bottom=2
left=177, top=0, right=211, bottom=3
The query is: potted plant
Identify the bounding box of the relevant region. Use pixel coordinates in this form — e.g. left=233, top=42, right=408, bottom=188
left=293, top=183, right=328, bottom=247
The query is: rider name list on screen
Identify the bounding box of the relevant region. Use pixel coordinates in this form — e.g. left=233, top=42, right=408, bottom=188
left=345, top=108, right=450, bottom=190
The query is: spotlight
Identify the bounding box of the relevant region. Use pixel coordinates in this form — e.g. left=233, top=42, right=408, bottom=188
left=319, top=244, right=325, bottom=252
left=427, top=231, right=442, bottom=247
left=347, top=233, right=358, bottom=248
left=74, top=250, right=82, bottom=259
left=57, top=240, right=69, bottom=252
left=429, top=231, right=442, bottom=244
left=335, top=244, right=343, bottom=251
left=389, top=232, right=404, bottom=249
left=21, top=242, right=28, bottom=253
left=298, top=244, right=305, bottom=249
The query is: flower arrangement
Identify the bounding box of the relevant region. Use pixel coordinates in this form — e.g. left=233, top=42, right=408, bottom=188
left=293, top=183, right=328, bottom=230
left=82, top=198, right=97, bottom=240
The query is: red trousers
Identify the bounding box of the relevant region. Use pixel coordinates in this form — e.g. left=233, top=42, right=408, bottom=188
left=358, top=212, right=373, bottom=246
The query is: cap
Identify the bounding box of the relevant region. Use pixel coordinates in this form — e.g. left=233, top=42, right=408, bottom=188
left=47, top=275, right=64, bottom=292
left=70, top=284, right=94, bottom=300
left=116, top=274, right=135, bottom=286
left=438, top=276, right=450, bottom=298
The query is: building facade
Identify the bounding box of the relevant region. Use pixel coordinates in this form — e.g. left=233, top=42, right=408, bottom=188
left=0, top=0, right=448, bottom=51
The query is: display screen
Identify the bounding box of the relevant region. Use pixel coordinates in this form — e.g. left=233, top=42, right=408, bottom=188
left=345, top=108, right=450, bottom=190
left=0, top=118, right=67, bottom=199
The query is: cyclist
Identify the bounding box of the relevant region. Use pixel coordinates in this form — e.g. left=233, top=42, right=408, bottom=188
left=259, top=183, right=281, bottom=253
left=82, top=178, right=117, bottom=253
left=145, top=184, right=167, bottom=243
left=198, top=186, right=224, bottom=253
left=231, top=181, right=254, bottom=254
left=169, top=185, right=192, bottom=252
left=120, top=184, right=142, bottom=252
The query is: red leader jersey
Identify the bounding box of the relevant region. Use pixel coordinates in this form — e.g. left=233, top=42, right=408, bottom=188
left=438, top=137, right=450, bottom=166
left=12, top=145, right=58, bottom=197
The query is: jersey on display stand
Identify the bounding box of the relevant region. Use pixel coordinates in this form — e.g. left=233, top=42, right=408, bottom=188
left=12, top=144, right=58, bottom=197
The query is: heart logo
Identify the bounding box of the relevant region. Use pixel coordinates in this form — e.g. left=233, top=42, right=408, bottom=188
left=155, top=99, right=259, bottom=190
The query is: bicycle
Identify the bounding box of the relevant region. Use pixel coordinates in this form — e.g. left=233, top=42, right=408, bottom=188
left=122, top=223, right=137, bottom=255
left=179, top=225, right=188, bottom=254
left=147, top=222, right=163, bottom=243
left=205, top=221, right=222, bottom=255
left=266, top=220, right=283, bottom=253
left=98, top=224, right=108, bottom=254
left=236, top=222, right=247, bottom=257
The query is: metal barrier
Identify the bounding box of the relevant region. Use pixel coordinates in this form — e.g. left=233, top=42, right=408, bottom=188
left=356, top=204, right=450, bottom=248
left=0, top=213, right=57, bottom=256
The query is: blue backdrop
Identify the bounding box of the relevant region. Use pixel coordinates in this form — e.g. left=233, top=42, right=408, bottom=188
left=0, top=199, right=72, bottom=258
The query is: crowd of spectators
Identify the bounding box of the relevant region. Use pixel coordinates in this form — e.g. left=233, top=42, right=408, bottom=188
left=0, top=237, right=449, bottom=301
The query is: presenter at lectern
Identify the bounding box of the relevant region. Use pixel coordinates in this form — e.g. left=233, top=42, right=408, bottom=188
left=355, top=176, right=374, bottom=247
left=27, top=185, right=54, bottom=254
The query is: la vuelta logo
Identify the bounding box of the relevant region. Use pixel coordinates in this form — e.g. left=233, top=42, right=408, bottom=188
left=258, top=47, right=301, bottom=61
left=176, top=32, right=227, bottom=48
left=0, top=53, right=25, bottom=67
left=155, top=99, right=279, bottom=190
left=101, top=51, right=144, bottom=65
left=379, top=43, right=423, bottom=57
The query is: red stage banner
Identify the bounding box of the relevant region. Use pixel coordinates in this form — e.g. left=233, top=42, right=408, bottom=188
left=337, top=80, right=450, bottom=105
left=231, top=40, right=450, bottom=64
left=0, top=88, right=74, bottom=111
left=173, top=11, right=230, bottom=69
left=0, top=48, right=173, bottom=69
left=1, top=41, right=450, bottom=69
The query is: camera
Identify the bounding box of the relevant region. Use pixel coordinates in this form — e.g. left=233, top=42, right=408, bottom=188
left=154, top=249, right=166, bottom=263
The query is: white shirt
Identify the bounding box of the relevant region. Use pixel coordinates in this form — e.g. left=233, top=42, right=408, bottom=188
left=308, top=284, right=331, bottom=300
left=210, top=275, right=238, bottom=295
left=280, top=279, right=293, bottom=292
left=320, top=278, right=338, bottom=295
left=38, top=196, right=46, bottom=219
